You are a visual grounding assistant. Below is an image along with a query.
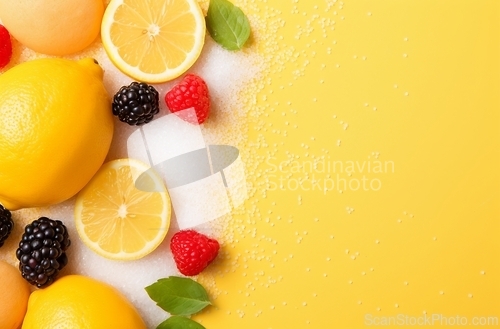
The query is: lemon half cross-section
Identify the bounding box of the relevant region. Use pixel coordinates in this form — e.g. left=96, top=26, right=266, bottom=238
left=75, top=158, right=171, bottom=260
left=101, top=0, right=206, bottom=83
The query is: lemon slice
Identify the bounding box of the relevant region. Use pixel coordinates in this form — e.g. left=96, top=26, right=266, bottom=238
left=101, top=0, right=206, bottom=83
left=74, top=158, right=171, bottom=260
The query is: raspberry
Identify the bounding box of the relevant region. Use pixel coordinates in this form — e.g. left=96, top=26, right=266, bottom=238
left=170, top=230, right=219, bottom=276
left=0, top=25, right=12, bottom=69
left=112, top=82, right=160, bottom=126
left=16, top=217, right=71, bottom=288
left=165, top=74, right=210, bottom=124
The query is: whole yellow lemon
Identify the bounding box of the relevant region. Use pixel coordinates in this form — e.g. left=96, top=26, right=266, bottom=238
left=0, top=261, right=31, bottom=329
left=0, top=0, right=103, bottom=55
left=22, top=275, right=147, bottom=329
left=0, top=58, right=114, bottom=210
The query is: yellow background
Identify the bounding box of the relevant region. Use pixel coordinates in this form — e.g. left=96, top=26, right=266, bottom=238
left=198, top=0, right=500, bottom=328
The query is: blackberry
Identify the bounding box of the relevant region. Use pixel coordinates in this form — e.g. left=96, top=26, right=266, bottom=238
left=16, top=217, right=71, bottom=288
left=0, top=204, right=13, bottom=247
left=112, top=82, right=160, bottom=126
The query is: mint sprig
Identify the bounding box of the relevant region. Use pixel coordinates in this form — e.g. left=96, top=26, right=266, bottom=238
left=145, top=276, right=211, bottom=316
left=157, top=315, right=206, bottom=329
left=146, top=276, right=211, bottom=329
left=206, top=0, right=251, bottom=50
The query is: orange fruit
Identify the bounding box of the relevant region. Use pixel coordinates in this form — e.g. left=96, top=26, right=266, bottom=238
left=0, top=260, right=31, bottom=329
left=0, top=0, right=104, bottom=55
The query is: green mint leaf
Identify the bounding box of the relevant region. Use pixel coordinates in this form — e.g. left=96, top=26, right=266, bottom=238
left=145, top=276, right=211, bottom=316
left=206, top=0, right=251, bottom=50
left=157, top=316, right=206, bottom=329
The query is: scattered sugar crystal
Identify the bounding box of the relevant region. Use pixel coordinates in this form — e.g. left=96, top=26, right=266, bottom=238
left=3, top=24, right=260, bottom=329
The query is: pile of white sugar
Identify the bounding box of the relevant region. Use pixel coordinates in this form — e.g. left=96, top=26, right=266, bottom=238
left=3, top=34, right=261, bottom=328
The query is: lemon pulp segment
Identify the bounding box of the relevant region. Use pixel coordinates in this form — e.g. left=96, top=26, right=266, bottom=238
left=102, top=0, right=206, bottom=82
left=75, top=159, right=171, bottom=260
